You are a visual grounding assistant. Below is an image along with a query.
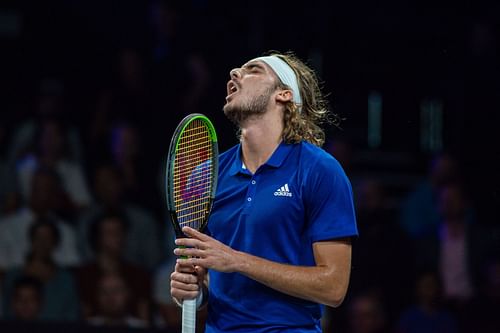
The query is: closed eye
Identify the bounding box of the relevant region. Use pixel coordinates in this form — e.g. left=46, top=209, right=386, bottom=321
left=243, top=63, right=264, bottom=73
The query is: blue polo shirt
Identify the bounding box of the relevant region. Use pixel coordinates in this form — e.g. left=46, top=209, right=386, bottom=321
left=205, top=141, right=358, bottom=333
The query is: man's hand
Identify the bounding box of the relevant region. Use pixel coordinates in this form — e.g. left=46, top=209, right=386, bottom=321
left=173, top=227, right=242, bottom=273
left=170, top=258, right=206, bottom=302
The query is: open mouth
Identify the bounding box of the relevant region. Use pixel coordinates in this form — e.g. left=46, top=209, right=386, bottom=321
left=226, top=80, right=239, bottom=99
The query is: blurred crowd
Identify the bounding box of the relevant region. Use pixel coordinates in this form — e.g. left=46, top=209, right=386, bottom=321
left=1, top=0, right=499, bottom=332
left=321, top=142, right=500, bottom=333
left=1, top=99, right=499, bottom=332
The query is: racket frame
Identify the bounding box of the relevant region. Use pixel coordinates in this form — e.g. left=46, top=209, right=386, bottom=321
left=165, top=113, right=218, bottom=333
left=166, top=113, right=218, bottom=238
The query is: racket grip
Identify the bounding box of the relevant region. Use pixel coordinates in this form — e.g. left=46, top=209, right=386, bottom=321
left=179, top=244, right=197, bottom=333
left=182, top=298, right=196, bottom=333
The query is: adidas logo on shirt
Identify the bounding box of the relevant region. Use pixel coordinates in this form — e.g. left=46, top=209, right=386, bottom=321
left=274, top=183, right=293, bottom=197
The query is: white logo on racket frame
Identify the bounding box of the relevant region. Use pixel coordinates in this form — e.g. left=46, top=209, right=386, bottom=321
left=274, top=183, right=293, bottom=197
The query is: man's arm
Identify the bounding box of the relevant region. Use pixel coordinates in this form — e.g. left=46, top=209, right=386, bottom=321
left=175, top=227, right=352, bottom=308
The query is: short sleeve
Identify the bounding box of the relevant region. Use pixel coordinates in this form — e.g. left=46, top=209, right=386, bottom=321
left=305, top=156, right=358, bottom=242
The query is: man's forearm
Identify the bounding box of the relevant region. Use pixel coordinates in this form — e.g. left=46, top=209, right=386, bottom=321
left=234, top=249, right=350, bottom=307
left=174, top=228, right=352, bottom=308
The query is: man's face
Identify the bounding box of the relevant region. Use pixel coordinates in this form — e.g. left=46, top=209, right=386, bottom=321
left=31, top=224, right=58, bottom=258
left=438, top=184, right=466, bottom=220
left=12, top=287, right=41, bottom=320
left=30, top=172, right=59, bottom=213
left=223, top=60, right=279, bottom=125
left=39, top=121, right=64, bottom=158
left=98, top=217, right=126, bottom=255
left=97, top=274, right=129, bottom=317
left=94, top=167, right=123, bottom=206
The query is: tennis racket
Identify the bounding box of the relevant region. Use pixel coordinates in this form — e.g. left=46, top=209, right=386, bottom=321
left=166, top=113, right=218, bottom=333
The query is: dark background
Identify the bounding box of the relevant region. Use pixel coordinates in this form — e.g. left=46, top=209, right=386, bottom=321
left=1, top=0, right=499, bottom=332
left=2, top=0, right=499, bottom=215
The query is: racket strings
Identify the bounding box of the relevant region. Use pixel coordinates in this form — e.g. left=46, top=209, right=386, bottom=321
left=173, top=119, right=214, bottom=230
left=175, top=139, right=213, bottom=155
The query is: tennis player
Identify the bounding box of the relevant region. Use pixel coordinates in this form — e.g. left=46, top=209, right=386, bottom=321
left=171, top=52, right=358, bottom=332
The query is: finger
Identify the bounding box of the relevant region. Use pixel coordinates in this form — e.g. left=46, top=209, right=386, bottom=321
left=182, top=227, right=211, bottom=241
left=171, top=272, right=198, bottom=284
left=174, top=247, right=204, bottom=258
left=171, top=280, right=200, bottom=292
left=177, top=257, right=205, bottom=268
left=175, top=237, right=206, bottom=249
left=175, top=262, right=196, bottom=273
left=171, top=288, right=199, bottom=300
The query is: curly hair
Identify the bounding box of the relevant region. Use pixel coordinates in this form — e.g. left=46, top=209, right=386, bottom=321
left=270, top=51, right=337, bottom=147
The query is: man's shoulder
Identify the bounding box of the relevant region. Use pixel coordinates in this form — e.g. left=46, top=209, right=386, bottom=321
left=218, top=144, right=239, bottom=165
left=297, top=141, right=344, bottom=174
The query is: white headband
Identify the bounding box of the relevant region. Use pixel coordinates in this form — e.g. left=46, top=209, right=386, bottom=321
left=252, top=55, right=302, bottom=112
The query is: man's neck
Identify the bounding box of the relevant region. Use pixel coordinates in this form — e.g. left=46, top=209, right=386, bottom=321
left=239, top=109, right=283, bottom=174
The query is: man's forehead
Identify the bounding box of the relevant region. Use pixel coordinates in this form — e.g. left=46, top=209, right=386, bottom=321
left=241, top=59, right=279, bottom=80
left=242, top=59, right=268, bottom=69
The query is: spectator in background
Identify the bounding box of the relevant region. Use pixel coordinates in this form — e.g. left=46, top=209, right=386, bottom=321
left=400, top=153, right=461, bottom=238
left=76, top=213, right=151, bottom=323
left=437, top=183, right=475, bottom=303
left=413, top=183, right=482, bottom=304
left=347, top=291, right=387, bottom=333
left=87, top=272, right=147, bottom=328
left=77, top=164, right=163, bottom=269
left=462, top=257, right=500, bottom=333
left=85, top=47, right=166, bottom=208
left=349, top=178, right=413, bottom=323
left=396, top=271, right=458, bottom=333
left=109, top=122, right=158, bottom=211
left=16, top=117, right=92, bottom=216
left=0, top=191, right=22, bottom=219
left=1, top=220, right=80, bottom=321
left=87, top=48, right=153, bottom=170
left=0, top=167, right=80, bottom=270
left=6, top=78, right=83, bottom=171
left=0, top=113, right=21, bottom=218
left=412, top=181, right=500, bottom=330
left=112, top=48, right=152, bottom=121
left=147, top=0, right=211, bottom=165
left=9, top=276, right=43, bottom=321
left=149, top=0, right=210, bottom=115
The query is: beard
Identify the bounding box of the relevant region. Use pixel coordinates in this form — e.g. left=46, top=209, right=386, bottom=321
left=223, top=87, right=274, bottom=126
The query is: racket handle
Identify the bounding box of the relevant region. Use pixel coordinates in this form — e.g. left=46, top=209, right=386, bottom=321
left=182, top=298, right=196, bottom=333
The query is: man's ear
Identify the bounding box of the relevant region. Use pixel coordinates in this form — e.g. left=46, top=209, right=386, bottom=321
left=275, top=89, right=293, bottom=103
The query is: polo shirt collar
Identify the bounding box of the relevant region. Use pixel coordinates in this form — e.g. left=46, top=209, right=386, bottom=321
left=229, top=141, right=295, bottom=176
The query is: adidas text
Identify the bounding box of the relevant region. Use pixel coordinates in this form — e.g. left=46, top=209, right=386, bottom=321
left=274, top=191, right=292, bottom=197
